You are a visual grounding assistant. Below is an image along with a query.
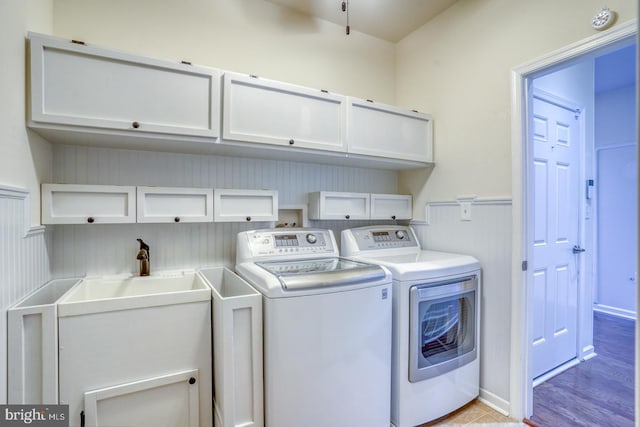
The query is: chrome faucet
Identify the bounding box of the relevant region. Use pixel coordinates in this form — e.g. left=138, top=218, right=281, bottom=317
left=136, top=238, right=150, bottom=276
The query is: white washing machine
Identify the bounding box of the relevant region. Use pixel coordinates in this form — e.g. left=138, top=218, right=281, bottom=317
left=235, top=228, right=393, bottom=427
left=342, top=225, right=481, bottom=427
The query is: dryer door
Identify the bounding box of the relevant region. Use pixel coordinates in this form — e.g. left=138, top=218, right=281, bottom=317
left=409, top=276, right=477, bottom=382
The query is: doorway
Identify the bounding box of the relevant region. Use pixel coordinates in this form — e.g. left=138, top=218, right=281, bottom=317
left=509, top=20, right=637, bottom=420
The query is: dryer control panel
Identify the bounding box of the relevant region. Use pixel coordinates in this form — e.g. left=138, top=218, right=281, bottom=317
left=343, top=226, right=420, bottom=252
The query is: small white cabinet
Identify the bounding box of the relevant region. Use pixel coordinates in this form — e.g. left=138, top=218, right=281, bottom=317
left=28, top=32, right=221, bottom=139
left=309, top=191, right=412, bottom=220
left=137, top=186, right=213, bottom=223
left=214, top=189, right=278, bottom=222
left=223, top=72, right=346, bottom=152
left=370, top=193, right=412, bottom=220
left=346, top=97, right=433, bottom=163
left=42, top=183, right=136, bottom=224
left=308, top=191, right=370, bottom=220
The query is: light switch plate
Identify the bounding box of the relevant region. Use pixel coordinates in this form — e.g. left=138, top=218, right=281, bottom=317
left=460, top=202, right=472, bottom=221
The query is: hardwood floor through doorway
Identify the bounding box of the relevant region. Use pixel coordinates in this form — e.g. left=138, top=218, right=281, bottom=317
left=531, top=311, right=635, bottom=426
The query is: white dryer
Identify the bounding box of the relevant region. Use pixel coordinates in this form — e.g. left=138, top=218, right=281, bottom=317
left=342, top=225, right=481, bottom=427
left=236, top=228, right=392, bottom=427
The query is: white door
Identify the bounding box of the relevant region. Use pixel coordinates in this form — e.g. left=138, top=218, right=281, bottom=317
left=529, top=91, right=581, bottom=379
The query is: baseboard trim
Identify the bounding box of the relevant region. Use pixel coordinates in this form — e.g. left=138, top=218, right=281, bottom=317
left=532, top=358, right=581, bottom=387
left=478, top=388, right=510, bottom=416
left=593, top=304, right=637, bottom=320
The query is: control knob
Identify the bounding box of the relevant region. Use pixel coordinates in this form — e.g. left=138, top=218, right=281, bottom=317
left=395, top=230, right=406, bottom=240
left=306, top=233, right=317, bottom=244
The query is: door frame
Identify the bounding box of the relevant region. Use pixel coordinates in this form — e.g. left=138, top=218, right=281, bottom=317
left=509, top=19, right=637, bottom=420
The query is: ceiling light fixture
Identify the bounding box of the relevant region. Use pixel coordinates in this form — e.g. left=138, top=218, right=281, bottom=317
left=341, top=1, right=350, bottom=35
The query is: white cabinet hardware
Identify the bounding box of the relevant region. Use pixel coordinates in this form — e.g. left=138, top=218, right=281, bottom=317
left=213, top=189, right=278, bottom=222
left=136, top=186, right=213, bottom=223
left=41, top=183, right=136, bottom=224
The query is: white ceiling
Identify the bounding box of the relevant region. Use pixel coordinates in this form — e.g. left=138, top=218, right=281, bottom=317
left=264, top=0, right=459, bottom=42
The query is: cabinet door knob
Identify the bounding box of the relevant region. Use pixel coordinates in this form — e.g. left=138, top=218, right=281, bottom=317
left=246, top=216, right=252, bottom=222
left=391, top=215, right=396, bottom=220
left=87, top=217, right=95, bottom=224
left=289, top=139, right=295, bottom=145
left=189, top=377, right=196, bottom=385
left=345, top=214, right=350, bottom=219
left=174, top=217, right=180, bottom=223
left=132, top=121, right=140, bottom=129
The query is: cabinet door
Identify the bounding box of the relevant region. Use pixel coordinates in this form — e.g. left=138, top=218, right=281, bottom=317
left=214, top=189, right=278, bottom=222
left=84, top=370, right=200, bottom=427
left=308, top=192, right=370, bottom=220
left=370, top=194, right=412, bottom=220
left=347, top=97, right=433, bottom=163
left=29, top=33, right=220, bottom=138
left=42, top=184, right=136, bottom=224
left=223, top=72, right=346, bottom=152
left=137, top=187, right=213, bottom=223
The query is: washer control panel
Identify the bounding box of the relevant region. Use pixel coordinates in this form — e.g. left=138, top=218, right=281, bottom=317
left=343, top=226, right=419, bottom=252
left=237, top=229, right=337, bottom=262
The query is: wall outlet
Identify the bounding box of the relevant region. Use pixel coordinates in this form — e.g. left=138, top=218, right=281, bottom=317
left=460, top=202, right=472, bottom=221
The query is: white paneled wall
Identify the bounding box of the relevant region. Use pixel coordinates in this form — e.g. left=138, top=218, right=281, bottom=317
left=412, top=198, right=512, bottom=413
left=0, top=187, right=51, bottom=404
left=51, top=145, right=400, bottom=277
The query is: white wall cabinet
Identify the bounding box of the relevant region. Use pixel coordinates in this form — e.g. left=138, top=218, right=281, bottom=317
left=308, top=191, right=370, bottom=220
left=42, top=183, right=136, bottom=224
left=370, top=193, right=412, bottom=220
left=28, top=32, right=221, bottom=140
left=213, top=189, right=278, bottom=222
left=222, top=72, right=346, bottom=152
left=137, top=187, right=213, bottom=223
left=346, top=97, right=433, bottom=163
left=309, top=191, right=412, bottom=220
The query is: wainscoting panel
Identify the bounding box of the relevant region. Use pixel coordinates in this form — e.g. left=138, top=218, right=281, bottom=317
left=412, top=198, right=512, bottom=413
left=50, top=145, right=400, bottom=277
left=0, top=187, right=51, bottom=404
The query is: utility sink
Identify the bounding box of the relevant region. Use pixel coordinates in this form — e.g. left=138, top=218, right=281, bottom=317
left=57, top=270, right=211, bottom=317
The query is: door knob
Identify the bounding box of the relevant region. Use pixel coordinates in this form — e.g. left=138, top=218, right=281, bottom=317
left=572, top=245, right=586, bottom=254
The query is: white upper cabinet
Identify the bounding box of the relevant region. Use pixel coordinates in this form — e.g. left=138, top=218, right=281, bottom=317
left=213, top=189, right=278, bottom=222
left=42, top=184, right=136, bottom=224
left=28, top=33, right=221, bottom=139
left=346, top=97, right=433, bottom=163
left=136, top=187, right=213, bottom=223
left=308, top=192, right=370, bottom=220
left=222, top=72, right=347, bottom=152
left=370, top=193, right=412, bottom=220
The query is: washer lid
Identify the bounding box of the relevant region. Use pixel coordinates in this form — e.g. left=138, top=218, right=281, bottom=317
left=350, top=250, right=480, bottom=281
left=256, top=257, right=386, bottom=290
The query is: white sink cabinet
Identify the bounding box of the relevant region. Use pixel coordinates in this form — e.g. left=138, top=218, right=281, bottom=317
left=57, top=271, right=212, bottom=427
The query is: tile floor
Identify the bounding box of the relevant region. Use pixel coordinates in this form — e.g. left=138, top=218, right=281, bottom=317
left=421, top=399, right=526, bottom=426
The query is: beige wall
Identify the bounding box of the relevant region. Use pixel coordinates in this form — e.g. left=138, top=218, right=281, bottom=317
left=396, top=0, right=637, bottom=218
left=0, top=0, right=53, bottom=225
left=52, top=0, right=396, bottom=104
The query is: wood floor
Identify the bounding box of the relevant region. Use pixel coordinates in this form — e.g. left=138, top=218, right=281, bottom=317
left=530, top=311, right=635, bottom=426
